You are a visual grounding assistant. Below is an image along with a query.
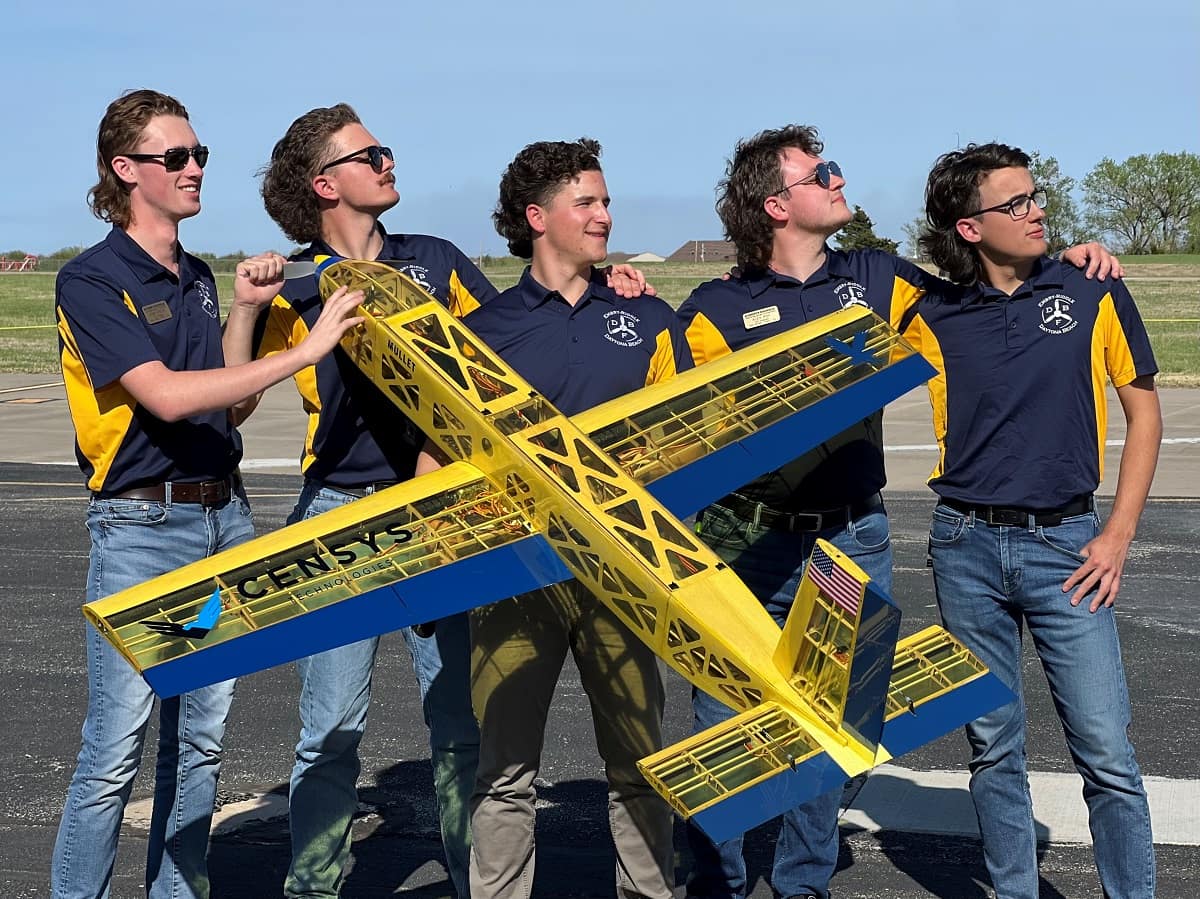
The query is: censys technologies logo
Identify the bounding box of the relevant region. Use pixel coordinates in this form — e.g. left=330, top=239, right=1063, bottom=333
left=141, top=519, right=418, bottom=638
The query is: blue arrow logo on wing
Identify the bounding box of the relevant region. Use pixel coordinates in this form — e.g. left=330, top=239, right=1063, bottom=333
left=825, top=330, right=882, bottom=368
left=142, top=587, right=222, bottom=639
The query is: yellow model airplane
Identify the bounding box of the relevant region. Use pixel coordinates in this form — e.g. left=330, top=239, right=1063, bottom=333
left=84, top=259, right=1010, bottom=840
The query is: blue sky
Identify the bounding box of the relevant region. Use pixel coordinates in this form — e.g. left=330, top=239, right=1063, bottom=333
left=3, top=0, right=1197, bottom=259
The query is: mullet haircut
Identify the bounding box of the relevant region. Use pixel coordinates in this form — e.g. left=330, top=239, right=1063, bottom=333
left=261, top=103, right=362, bottom=245
left=717, top=124, right=824, bottom=271
left=921, top=142, right=1032, bottom=285
left=493, top=138, right=602, bottom=259
left=89, top=89, right=189, bottom=229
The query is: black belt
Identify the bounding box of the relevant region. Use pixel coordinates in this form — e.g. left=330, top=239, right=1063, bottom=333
left=326, top=479, right=401, bottom=498
left=99, top=472, right=241, bottom=507
left=715, top=492, right=882, bottom=533
left=939, top=494, right=1094, bottom=527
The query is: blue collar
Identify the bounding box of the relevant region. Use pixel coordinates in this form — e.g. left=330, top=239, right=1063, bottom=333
left=302, top=224, right=417, bottom=263
left=744, top=244, right=855, bottom=298
left=515, top=266, right=617, bottom=310
left=962, top=256, right=1066, bottom=305
left=106, top=226, right=188, bottom=284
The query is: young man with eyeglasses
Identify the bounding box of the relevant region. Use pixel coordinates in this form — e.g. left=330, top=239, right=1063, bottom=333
left=898, top=142, right=1159, bottom=899
left=51, top=89, right=362, bottom=899
left=674, top=125, right=1120, bottom=899
left=460, top=138, right=689, bottom=899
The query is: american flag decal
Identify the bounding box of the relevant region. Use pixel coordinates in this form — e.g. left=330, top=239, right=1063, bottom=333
left=808, top=544, right=862, bottom=618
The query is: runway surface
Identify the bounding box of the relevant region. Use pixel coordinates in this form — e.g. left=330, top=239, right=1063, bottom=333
left=3, top=376, right=1199, bottom=897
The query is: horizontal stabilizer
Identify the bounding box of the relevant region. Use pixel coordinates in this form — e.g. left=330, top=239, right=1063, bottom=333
left=637, top=702, right=849, bottom=844
left=881, top=626, right=1014, bottom=758
left=639, top=626, right=1015, bottom=842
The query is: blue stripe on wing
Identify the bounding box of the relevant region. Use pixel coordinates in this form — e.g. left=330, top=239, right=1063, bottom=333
left=142, top=534, right=573, bottom=697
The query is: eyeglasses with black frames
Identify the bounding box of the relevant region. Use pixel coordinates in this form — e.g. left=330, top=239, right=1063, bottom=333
left=124, top=145, right=210, bottom=172
left=773, top=160, right=843, bottom=196
left=318, top=145, right=394, bottom=175
left=967, top=188, right=1048, bottom=220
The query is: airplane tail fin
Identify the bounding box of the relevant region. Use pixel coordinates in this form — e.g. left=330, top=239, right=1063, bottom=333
left=638, top=625, right=1013, bottom=843
left=772, top=539, right=902, bottom=763
left=637, top=546, right=1013, bottom=843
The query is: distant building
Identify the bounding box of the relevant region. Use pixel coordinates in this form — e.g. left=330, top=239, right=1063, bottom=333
left=625, top=252, right=666, bottom=263
left=667, top=240, right=737, bottom=263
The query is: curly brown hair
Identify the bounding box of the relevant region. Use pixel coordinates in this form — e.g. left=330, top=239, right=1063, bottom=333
left=716, top=125, right=824, bottom=271
left=261, top=104, right=362, bottom=245
left=88, top=89, right=190, bottom=230
left=921, top=142, right=1032, bottom=285
left=493, top=138, right=602, bottom=259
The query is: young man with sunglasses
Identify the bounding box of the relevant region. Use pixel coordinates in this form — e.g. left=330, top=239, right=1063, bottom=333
left=674, top=125, right=1121, bottom=899
left=460, top=137, right=689, bottom=899
left=227, top=106, right=661, bottom=899
left=899, top=142, right=1159, bottom=899
left=219, top=103, right=495, bottom=899
left=51, top=89, right=362, bottom=899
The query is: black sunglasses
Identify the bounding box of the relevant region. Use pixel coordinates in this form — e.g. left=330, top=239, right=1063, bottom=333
left=773, top=160, right=842, bottom=196
left=319, top=145, right=394, bottom=175
left=966, top=188, right=1048, bottom=220
left=125, top=145, right=210, bottom=172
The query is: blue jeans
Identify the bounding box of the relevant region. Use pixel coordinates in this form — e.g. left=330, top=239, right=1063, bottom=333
left=284, top=482, right=479, bottom=899
left=52, top=490, right=254, bottom=899
left=686, top=499, right=892, bottom=899
left=929, top=503, right=1154, bottom=899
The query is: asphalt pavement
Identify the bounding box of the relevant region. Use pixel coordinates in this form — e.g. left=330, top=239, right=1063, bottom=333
left=2, top=376, right=1199, bottom=898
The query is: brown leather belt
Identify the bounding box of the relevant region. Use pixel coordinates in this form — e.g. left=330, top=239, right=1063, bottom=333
left=939, top=493, right=1094, bottom=527
left=99, top=473, right=242, bottom=507
left=715, top=491, right=883, bottom=533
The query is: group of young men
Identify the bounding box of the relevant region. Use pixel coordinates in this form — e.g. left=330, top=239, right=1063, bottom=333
left=50, top=89, right=1160, bottom=899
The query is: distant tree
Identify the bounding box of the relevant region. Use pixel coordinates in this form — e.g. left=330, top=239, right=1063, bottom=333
left=1028, top=151, right=1084, bottom=252
left=1187, top=208, right=1200, bottom=254
left=836, top=206, right=899, bottom=254
left=900, top=216, right=930, bottom=261
left=1082, top=152, right=1200, bottom=254
left=3, top=249, right=29, bottom=261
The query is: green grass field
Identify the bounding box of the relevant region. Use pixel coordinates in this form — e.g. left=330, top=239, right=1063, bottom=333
left=1120, top=254, right=1200, bottom=266
left=3, top=261, right=1197, bottom=380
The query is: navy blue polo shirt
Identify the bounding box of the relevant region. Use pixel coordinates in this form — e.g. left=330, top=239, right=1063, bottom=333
left=677, top=247, right=938, bottom=509
left=252, top=229, right=499, bottom=486
left=898, top=257, right=1157, bottom=508
left=464, top=268, right=693, bottom=417
left=56, top=227, right=242, bottom=494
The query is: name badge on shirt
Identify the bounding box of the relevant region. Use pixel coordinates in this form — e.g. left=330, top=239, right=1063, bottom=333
left=142, top=301, right=173, bottom=324
left=742, top=305, right=780, bottom=330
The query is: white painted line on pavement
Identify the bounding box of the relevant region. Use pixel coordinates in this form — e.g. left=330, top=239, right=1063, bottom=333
left=124, top=764, right=1200, bottom=847
left=842, top=764, right=1200, bottom=846
left=0, top=380, right=63, bottom=394
left=125, top=791, right=291, bottom=835
left=238, top=458, right=301, bottom=470
left=885, top=437, right=1200, bottom=452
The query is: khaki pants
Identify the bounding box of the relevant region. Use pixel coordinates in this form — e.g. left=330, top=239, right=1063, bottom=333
left=468, top=581, right=673, bottom=899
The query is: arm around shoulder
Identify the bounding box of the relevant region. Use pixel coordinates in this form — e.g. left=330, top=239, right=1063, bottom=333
left=122, top=285, right=366, bottom=422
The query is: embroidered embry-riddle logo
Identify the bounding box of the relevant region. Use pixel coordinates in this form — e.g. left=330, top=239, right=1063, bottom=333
left=1038, top=294, right=1077, bottom=335
left=604, top=310, right=643, bottom=347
